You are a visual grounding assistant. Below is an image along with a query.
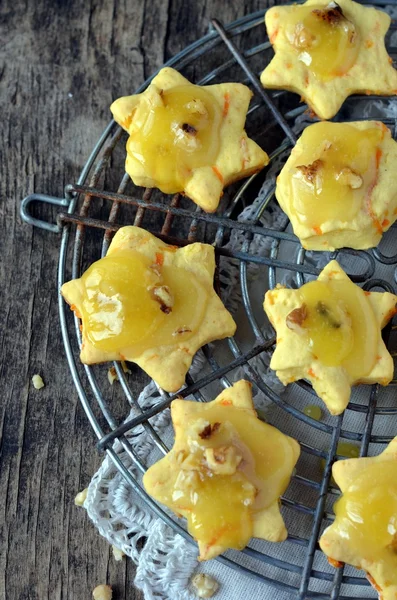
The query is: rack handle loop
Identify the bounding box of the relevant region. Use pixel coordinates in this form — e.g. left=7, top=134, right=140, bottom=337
left=20, top=193, right=71, bottom=233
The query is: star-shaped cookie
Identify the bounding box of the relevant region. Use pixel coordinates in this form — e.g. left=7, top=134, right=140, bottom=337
left=320, top=437, right=397, bottom=600
left=110, top=67, right=269, bottom=213
left=264, top=260, right=397, bottom=415
left=143, top=380, right=300, bottom=560
left=276, top=120, right=397, bottom=251
left=61, top=226, right=236, bottom=392
left=261, top=0, right=397, bottom=120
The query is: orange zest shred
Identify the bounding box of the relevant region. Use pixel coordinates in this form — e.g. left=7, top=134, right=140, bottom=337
left=121, top=113, right=134, bottom=130
left=155, top=252, right=164, bottom=266
left=240, top=136, right=249, bottom=169
left=175, top=506, right=192, bottom=513
left=206, top=526, right=228, bottom=552
left=220, top=399, right=232, bottom=406
left=308, top=368, right=317, bottom=379
left=365, top=39, right=374, bottom=48
left=223, top=92, right=230, bottom=117
left=313, top=225, right=322, bottom=235
left=364, top=291, right=371, bottom=296
left=381, top=218, right=390, bottom=228
left=366, top=573, right=382, bottom=593
left=328, top=557, right=344, bottom=569
left=212, top=165, right=224, bottom=183
left=270, top=29, right=279, bottom=44
left=70, top=304, right=82, bottom=319
left=386, top=305, right=397, bottom=320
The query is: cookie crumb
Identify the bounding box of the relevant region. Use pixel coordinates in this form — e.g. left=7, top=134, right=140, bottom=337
left=74, top=488, right=88, bottom=507
left=192, top=573, right=219, bottom=598
left=108, top=367, right=118, bottom=385
left=92, top=584, right=112, bottom=600
left=112, top=545, right=125, bottom=561
left=32, top=374, right=45, bottom=390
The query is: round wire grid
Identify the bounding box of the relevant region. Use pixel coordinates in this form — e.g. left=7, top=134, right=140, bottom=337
left=21, top=4, right=397, bottom=599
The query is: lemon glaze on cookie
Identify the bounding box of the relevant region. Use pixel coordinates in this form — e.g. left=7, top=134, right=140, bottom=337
left=276, top=121, right=397, bottom=251
left=143, top=380, right=300, bottom=560
left=261, top=0, right=397, bottom=120
left=61, top=226, right=236, bottom=392
left=111, top=67, right=269, bottom=213
left=320, top=438, right=397, bottom=600
left=264, top=260, right=397, bottom=415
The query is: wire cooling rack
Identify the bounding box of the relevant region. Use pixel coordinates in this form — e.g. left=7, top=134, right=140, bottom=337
left=21, top=4, right=397, bottom=599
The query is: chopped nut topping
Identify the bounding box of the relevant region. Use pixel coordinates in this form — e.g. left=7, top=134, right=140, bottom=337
left=173, top=327, right=192, bottom=336
left=186, top=99, right=207, bottom=116
left=295, top=159, right=323, bottom=185
left=312, top=2, right=344, bottom=25
left=181, top=123, right=197, bottom=135
left=199, top=422, right=221, bottom=440
left=286, top=304, right=308, bottom=332
left=205, top=445, right=242, bottom=475
left=175, top=450, right=186, bottom=464
left=322, top=141, right=332, bottom=152
left=192, top=573, right=219, bottom=598
left=293, top=23, right=316, bottom=49
left=32, top=374, right=45, bottom=390
left=151, top=285, right=174, bottom=314
left=92, top=585, right=112, bottom=600
left=336, top=167, right=363, bottom=189
left=74, top=488, right=88, bottom=507
left=174, top=469, right=200, bottom=490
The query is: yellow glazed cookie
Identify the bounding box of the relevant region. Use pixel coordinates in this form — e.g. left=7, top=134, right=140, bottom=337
left=261, top=0, right=397, bottom=120
left=276, top=121, right=397, bottom=251
left=111, top=67, right=269, bottom=212
left=61, top=226, right=236, bottom=392
left=143, top=380, right=300, bottom=560
left=264, top=260, right=397, bottom=415
left=320, top=438, right=397, bottom=600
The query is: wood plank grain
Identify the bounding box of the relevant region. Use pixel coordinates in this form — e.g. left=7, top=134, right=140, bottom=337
left=0, top=0, right=271, bottom=598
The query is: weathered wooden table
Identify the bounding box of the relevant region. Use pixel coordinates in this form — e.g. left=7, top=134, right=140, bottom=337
left=0, top=0, right=280, bottom=597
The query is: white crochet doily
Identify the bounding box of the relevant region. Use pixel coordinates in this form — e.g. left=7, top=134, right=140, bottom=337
left=83, top=88, right=397, bottom=599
